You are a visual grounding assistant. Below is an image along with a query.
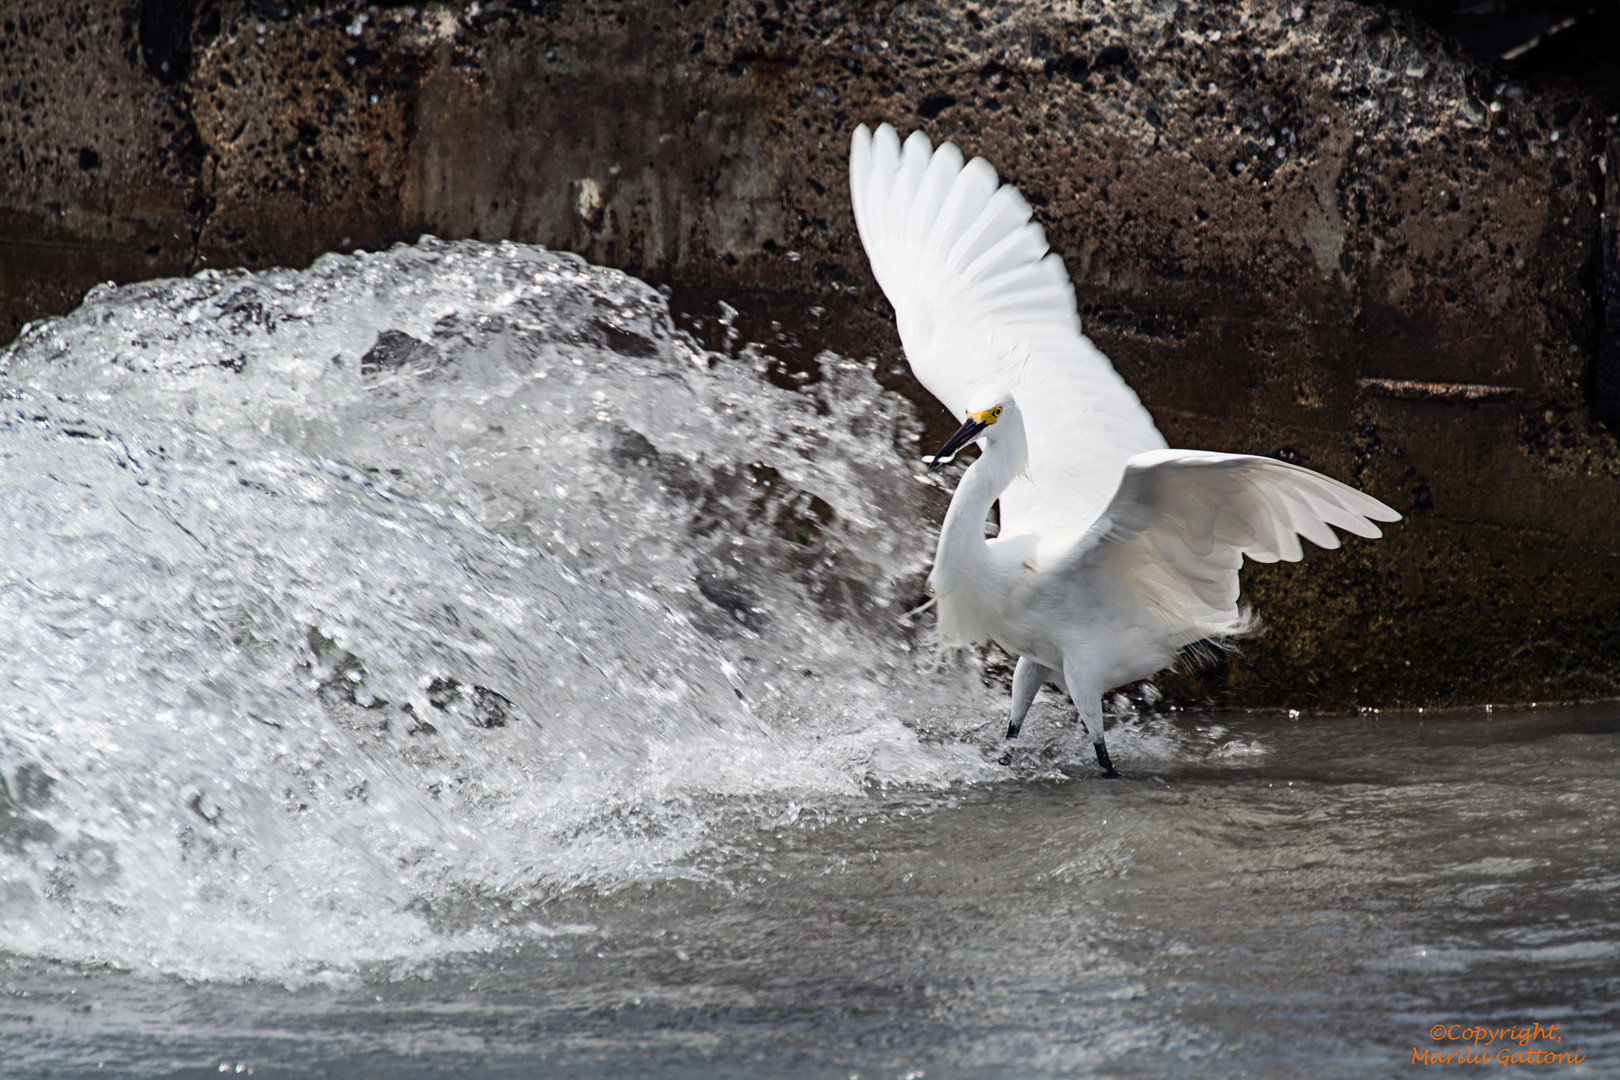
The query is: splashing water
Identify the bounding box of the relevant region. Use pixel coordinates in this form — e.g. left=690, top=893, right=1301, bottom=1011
left=8, top=243, right=1620, bottom=1080
left=0, top=239, right=1020, bottom=984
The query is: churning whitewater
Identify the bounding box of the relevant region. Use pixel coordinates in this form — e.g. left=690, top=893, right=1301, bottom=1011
left=0, top=239, right=1087, bottom=984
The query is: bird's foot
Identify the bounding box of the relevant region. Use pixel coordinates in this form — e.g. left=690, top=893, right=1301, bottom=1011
left=1094, top=741, right=1119, bottom=779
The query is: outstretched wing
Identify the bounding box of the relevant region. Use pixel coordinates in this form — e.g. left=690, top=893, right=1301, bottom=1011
left=1064, top=450, right=1402, bottom=640
left=849, top=122, right=1166, bottom=535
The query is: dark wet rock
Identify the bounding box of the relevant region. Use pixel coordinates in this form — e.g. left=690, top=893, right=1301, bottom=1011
left=588, top=318, right=658, bottom=358
left=695, top=568, right=769, bottom=632
left=468, top=686, right=515, bottom=729
left=427, top=677, right=516, bottom=729
left=2, top=0, right=1618, bottom=707
left=9, top=763, right=54, bottom=810
left=360, top=328, right=439, bottom=378
left=0, top=765, right=59, bottom=854
left=304, top=626, right=390, bottom=721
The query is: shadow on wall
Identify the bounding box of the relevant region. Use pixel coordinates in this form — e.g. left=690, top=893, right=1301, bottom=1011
left=1384, top=1, right=1620, bottom=422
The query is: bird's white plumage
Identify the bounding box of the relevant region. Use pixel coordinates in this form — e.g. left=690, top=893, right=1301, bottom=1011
left=850, top=123, right=1166, bottom=540
left=849, top=123, right=1400, bottom=769
left=1064, top=450, right=1399, bottom=640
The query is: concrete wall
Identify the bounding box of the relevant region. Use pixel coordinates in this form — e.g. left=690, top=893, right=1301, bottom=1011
left=3, top=0, right=1618, bottom=708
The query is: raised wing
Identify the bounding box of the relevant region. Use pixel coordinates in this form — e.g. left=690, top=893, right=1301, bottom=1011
left=1065, top=450, right=1402, bottom=640
left=850, top=122, right=1166, bottom=534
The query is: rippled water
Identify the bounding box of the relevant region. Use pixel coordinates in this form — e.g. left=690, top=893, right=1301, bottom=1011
left=1, top=241, right=1616, bottom=1077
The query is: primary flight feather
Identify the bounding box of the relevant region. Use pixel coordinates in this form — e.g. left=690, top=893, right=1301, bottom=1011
left=850, top=123, right=1399, bottom=775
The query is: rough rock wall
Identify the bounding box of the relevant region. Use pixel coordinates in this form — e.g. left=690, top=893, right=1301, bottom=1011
left=2, top=0, right=1617, bottom=708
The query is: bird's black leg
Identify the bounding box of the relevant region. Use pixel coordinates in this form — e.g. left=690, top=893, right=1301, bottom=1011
left=1064, top=665, right=1120, bottom=778
left=1093, top=735, right=1119, bottom=779
left=1006, top=656, right=1051, bottom=739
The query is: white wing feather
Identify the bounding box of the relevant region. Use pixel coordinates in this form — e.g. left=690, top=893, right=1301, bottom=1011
left=850, top=123, right=1167, bottom=535
left=1066, top=451, right=1403, bottom=639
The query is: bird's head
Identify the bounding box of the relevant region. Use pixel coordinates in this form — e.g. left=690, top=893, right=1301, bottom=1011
left=927, top=389, right=1023, bottom=473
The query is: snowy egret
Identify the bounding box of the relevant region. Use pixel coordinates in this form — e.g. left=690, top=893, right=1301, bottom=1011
left=849, top=123, right=1399, bottom=776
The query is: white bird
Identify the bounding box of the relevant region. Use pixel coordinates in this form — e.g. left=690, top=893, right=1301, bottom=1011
left=849, top=123, right=1400, bottom=776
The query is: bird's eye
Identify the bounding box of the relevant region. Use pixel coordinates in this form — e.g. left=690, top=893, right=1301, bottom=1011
left=992, top=406, right=1002, bottom=418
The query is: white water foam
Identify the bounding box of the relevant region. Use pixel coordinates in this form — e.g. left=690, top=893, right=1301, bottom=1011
left=0, top=239, right=1007, bottom=984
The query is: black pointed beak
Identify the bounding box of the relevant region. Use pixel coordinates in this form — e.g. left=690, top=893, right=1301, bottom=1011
left=927, top=416, right=988, bottom=472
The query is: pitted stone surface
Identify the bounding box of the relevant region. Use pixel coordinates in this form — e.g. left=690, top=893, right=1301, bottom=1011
left=2, top=0, right=1616, bottom=707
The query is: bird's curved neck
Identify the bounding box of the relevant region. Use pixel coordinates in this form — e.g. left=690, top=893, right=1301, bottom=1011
left=935, top=438, right=1021, bottom=578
